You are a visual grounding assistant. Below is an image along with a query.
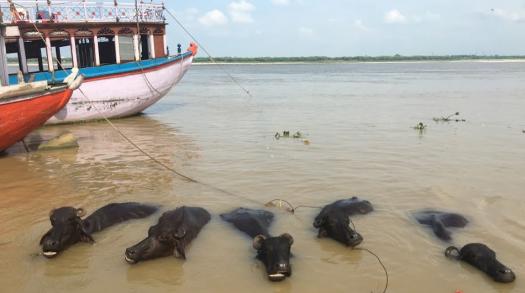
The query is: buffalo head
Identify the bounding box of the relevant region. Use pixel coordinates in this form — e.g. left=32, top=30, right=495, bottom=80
left=40, top=207, right=93, bottom=258
left=253, top=233, right=294, bottom=282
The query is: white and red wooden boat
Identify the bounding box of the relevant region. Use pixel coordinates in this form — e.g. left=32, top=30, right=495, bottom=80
left=0, top=0, right=196, bottom=124
left=0, top=73, right=82, bottom=151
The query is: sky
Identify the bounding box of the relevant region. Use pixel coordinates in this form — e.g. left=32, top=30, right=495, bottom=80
left=164, top=0, right=525, bottom=57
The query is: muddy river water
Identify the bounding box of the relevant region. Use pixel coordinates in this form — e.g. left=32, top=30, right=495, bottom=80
left=0, top=62, right=524, bottom=292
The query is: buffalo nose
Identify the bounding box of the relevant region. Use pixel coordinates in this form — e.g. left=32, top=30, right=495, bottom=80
left=276, top=263, right=290, bottom=272
left=126, top=248, right=136, bottom=257
left=45, top=239, right=59, bottom=249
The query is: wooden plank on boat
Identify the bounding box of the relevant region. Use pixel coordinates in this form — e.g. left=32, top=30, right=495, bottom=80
left=0, top=81, right=49, bottom=100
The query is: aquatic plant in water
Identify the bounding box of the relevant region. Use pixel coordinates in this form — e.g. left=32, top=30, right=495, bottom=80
left=414, top=122, right=427, bottom=130
left=274, top=131, right=303, bottom=139
left=433, top=112, right=466, bottom=122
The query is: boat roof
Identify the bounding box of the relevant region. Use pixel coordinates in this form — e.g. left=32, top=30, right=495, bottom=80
left=0, top=0, right=165, bottom=25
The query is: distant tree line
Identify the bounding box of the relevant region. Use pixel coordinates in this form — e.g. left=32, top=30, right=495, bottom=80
left=194, top=55, right=525, bottom=63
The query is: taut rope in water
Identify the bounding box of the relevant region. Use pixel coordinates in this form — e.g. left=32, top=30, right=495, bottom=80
left=16, top=5, right=388, bottom=291
left=265, top=199, right=388, bottom=293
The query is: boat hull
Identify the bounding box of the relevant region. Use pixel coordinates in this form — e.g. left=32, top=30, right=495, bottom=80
left=0, top=87, right=72, bottom=151
left=47, top=55, right=193, bottom=124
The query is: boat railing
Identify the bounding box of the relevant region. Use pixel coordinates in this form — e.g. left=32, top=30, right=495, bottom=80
left=0, top=0, right=165, bottom=24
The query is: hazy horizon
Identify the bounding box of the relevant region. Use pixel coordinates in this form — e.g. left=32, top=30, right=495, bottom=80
left=165, top=1, right=525, bottom=58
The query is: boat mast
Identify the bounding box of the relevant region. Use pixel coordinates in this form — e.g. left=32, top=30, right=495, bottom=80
left=0, top=24, right=9, bottom=86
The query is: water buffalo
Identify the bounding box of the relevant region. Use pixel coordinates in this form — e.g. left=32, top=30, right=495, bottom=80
left=414, top=210, right=468, bottom=241
left=446, top=243, right=516, bottom=283
left=40, top=202, right=158, bottom=258
left=220, top=208, right=294, bottom=282
left=313, top=197, right=373, bottom=247
left=125, top=206, right=210, bottom=264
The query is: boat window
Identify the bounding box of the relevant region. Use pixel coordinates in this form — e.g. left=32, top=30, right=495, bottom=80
left=76, top=38, right=95, bottom=68
left=97, top=36, right=116, bottom=65
left=51, top=39, right=73, bottom=71
left=118, top=35, right=135, bottom=62
left=4, top=39, right=20, bottom=74
left=23, top=40, right=47, bottom=73
left=140, top=34, right=150, bottom=60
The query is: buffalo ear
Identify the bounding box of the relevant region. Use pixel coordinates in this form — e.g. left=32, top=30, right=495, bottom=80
left=174, top=245, right=186, bottom=259
left=445, top=246, right=461, bottom=260
left=281, top=233, right=294, bottom=246
left=253, top=235, right=266, bottom=250
left=76, top=208, right=86, bottom=218
left=313, top=217, right=325, bottom=228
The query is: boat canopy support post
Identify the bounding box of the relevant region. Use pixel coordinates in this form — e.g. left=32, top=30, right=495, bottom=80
left=149, top=33, right=155, bottom=59
left=133, top=34, right=140, bottom=61
left=114, top=34, right=121, bottom=64
left=0, top=26, right=9, bottom=86
left=70, top=36, right=78, bottom=68
left=94, top=35, right=100, bottom=66
left=37, top=48, right=44, bottom=72
left=45, top=36, right=54, bottom=72
left=55, top=46, right=63, bottom=70
left=163, top=33, right=167, bottom=56
left=18, top=37, right=28, bottom=74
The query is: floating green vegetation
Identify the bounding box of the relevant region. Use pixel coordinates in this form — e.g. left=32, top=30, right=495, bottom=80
left=414, top=122, right=427, bottom=130
left=274, top=131, right=310, bottom=145
left=433, top=112, right=466, bottom=122
left=275, top=131, right=303, bottom=139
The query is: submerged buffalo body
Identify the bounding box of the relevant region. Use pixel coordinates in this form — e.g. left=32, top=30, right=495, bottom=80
left=125, top=206, right=210, bottom=263
left=414, top=210, right=468, bottom=241
left=221, top=208, right=294, bottom=282
left=446, top=243, right=515, bottom=283
left=313, top=197, right=373, bottom=247
left=40, top=202, right=158, bottom=258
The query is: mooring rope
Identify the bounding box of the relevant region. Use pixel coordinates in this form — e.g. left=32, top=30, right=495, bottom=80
left=164, top=8, right=253, bottom=99
left=14, top=5, right=388, bottom=291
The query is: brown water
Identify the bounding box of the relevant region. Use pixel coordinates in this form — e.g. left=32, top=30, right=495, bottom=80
left=1, top=62, right=524, bottom=293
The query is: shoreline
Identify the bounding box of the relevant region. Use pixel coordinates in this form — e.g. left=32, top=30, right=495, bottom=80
left=193, top=59, right=525, bottom=65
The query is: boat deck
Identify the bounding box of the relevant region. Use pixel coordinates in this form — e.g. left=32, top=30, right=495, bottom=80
left=8, top=52, right=192, bottom=84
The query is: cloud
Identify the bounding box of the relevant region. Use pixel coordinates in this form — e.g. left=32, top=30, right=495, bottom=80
left=178, top=8, right=200, bottom=21
left=353, top=19, right=370, bottom=31
left=298, top=26, right=315, bottom=37
left=271, top=0, right=290, bottom=6
left=413, top=12, right=441, bottom=23
left=229, top=0, right=256, bottom=23
left=198, top=10, right=228, bottom=26
left=489, top=8, right=525, bottom=22
left=384, top=9, right=407, bottom=24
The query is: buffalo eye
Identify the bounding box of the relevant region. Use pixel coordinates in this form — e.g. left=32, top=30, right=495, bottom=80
left=157, top=233, right=171, bottom=243
left=174, top=228, right=186, bottom=239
